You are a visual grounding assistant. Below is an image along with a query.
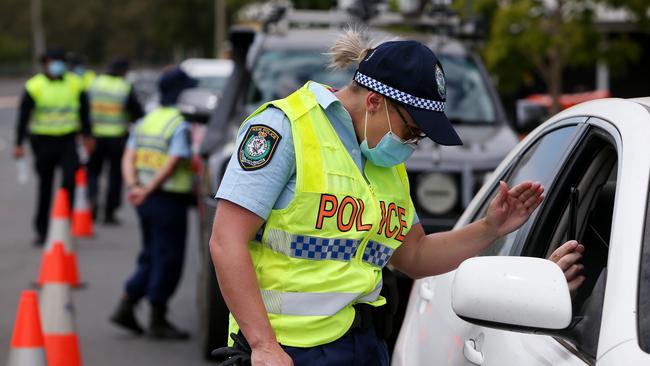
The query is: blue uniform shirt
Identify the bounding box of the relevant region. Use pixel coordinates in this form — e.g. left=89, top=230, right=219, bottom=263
left=126, top=118, right=192, bottom=158
left=216, top=82, right=419, bottom=225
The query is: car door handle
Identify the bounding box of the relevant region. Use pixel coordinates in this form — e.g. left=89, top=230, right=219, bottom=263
left=418, top=281, right=434, bottom=313
left=463, top=339, right=484, bottom=365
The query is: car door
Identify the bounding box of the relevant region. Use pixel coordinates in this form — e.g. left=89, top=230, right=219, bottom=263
left=393, top=118, right=588, bottom=366
left=461, top=120, right=621, bottom=366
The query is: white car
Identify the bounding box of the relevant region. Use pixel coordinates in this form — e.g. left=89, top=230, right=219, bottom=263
left=393, top=97, right=650, bottom=365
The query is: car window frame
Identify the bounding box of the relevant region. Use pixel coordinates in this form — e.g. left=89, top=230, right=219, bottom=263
left=471, top=117, right=589, bottom=256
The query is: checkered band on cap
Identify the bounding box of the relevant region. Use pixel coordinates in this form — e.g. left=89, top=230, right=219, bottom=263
left=354, top=71, right=446, bottom=112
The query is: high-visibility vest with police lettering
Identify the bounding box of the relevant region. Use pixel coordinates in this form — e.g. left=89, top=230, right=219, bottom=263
left=25, top=73, right=83, bottom=136
left=228, top=82, right=414, bottom=347
left=133, top=107, right=192, bottom=193
left=89, top=74, right=131, bottom=137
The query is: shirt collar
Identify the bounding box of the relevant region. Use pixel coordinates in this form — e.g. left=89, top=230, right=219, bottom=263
left=308, top=82, right=341, bottom=110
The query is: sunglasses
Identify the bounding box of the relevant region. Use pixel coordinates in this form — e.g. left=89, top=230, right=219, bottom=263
left=389, top=101, right=427, bottom=145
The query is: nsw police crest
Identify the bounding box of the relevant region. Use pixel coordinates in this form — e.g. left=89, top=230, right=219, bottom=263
left=435, top=64, right=446, bottom=99
left=238, top=124, right=282, bottom=171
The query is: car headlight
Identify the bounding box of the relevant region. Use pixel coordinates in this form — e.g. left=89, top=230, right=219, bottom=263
left=416, top=173, right=458, bottom=215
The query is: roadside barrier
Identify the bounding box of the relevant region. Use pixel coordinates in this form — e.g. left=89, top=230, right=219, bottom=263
left=40, top=250, right=83, bottom=366
left=72, top=167, right=94, bottom=238
left=6, top=290, right=47, bottom=366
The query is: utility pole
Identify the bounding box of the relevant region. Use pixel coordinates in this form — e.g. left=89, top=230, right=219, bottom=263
left=30, top=0, right=46, bottom=71
left=214, top=0, right=227, bottom=58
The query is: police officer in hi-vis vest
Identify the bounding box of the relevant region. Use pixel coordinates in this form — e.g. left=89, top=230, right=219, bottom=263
left=14, top=48, right=95, bottom=245
left=208, top=31, right=587, bottom=366
left=87, top=58, right=144, bottom=224
left=110, top=67, right=196, bottom=340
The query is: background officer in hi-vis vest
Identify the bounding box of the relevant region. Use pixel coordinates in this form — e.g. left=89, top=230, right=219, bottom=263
left=110, top=66, right=197, bottom=340
left=87, top=57, right=144, bottom=224
left=208, top=30, right=586, bottom=366
left=14, top=48, right=95, bottom=246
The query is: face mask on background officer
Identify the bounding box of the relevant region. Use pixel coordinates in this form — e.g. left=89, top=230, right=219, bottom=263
left=46, top=59, right=67, bottom=78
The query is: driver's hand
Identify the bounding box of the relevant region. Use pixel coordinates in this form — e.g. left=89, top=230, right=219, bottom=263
left=548, top=240, right=586, bottom=298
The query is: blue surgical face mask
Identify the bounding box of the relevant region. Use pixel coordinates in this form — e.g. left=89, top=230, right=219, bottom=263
left=47, top=60, right=67, bottom=77
left=360, top=100, right=416, bottom=167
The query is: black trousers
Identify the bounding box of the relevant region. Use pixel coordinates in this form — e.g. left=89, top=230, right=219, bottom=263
left=125, top=192, right=189, bottom=307
left=87, top=136, right=127, bottom=217
left=29, top=134, right=79, bottom=239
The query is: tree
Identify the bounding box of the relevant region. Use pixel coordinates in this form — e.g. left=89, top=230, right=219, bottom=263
left=478, top=0, right=644, bottom=113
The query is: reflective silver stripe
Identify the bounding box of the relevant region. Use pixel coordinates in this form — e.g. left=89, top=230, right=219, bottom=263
left=263, top=228, right=360, bottom=262
left=362, top=240, right=395, bottom=268
left=261, top=290, right=361, bottom=316
left=261, top=283, right=383, bottom=316
left=357, top=282, right=382, bottom=303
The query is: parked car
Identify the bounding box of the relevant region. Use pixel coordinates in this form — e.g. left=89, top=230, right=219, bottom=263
left=393, top=97, right=650, bottom=365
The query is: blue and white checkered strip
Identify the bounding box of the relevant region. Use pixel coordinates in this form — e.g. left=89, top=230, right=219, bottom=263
left=354, top=72, right=446, bottom=112
left=292, top=236, right=359, bottom=261
left=259, top=228, right=360, bottom=262
left=362, top=241, right=394, bottom=268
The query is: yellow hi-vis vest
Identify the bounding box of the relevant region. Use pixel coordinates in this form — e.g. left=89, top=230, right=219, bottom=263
left=229, top=82, right=415, bottom=347
left=89, top=74, right=131, bottom=137
left=25, top=73, right=83, bottom=136
left=133, top=107, right=192, bottom=194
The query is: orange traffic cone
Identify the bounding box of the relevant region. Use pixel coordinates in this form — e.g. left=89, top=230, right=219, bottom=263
left=37, top=189, right=82, bottom=288
left=40, top=253, right=83, bottom=366
left=7, top=291, right=47, bottom=366
left=37, top=242, right=79, bottom=287
left=44, top=188, right=73, bottom=252
left=72, top=167, right=94, bottom=238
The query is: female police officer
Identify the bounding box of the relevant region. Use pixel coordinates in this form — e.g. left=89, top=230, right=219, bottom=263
left=209, top=31, right=556, bottom=366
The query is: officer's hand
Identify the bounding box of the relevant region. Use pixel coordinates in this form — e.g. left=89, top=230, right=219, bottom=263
left=485, top=181, right=544, bottom=237
left=548, top=240, right=586, bottom=298
left=250, top=342, right=293, bottom=366
left=13, top=146, right=25, bottom=158
left=82, top=136, right=96, bottom=154
left=127, top=186, right=148, bottom=206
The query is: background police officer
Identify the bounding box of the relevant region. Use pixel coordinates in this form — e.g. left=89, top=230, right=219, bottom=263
left=110, top=66, right=196, bottom=340
left=67, top=53, right=96, bottom=90
left=87, top=57, right=144, bottom=224
left=14, top=48, right=95, bottom=245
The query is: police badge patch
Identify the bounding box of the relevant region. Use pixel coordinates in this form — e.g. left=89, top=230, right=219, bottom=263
left=435, top=64, right=446, bottom=100
left=238, top=124, right=282, bottom=171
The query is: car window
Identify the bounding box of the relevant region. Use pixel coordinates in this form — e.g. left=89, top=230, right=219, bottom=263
left=198, top=76, right=229, bottom=92
left=639, top=169, right=650, bottom=353
left=245, top=50, right=355, bottom=113
left=518, top=125, right=618, bottom=363
left=438, top=54, right=496, bottom=125
left=475, top=125, right=580, bottom=256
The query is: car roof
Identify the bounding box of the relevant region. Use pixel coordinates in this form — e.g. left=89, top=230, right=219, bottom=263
left=631, top=97, right=650, bottom=109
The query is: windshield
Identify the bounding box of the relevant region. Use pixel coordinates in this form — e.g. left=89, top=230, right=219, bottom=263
left=246, top=50, right=354, bottom=112
left=198, top=76, right=229, bottom=92
left=439, top=54, right=496, bottom=124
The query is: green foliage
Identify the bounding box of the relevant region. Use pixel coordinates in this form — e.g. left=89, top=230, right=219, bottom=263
left=476, top=0, right=646, bottom=99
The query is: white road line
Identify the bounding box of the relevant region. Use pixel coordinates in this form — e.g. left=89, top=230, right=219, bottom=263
left=0, top=96, right=19, bottom=109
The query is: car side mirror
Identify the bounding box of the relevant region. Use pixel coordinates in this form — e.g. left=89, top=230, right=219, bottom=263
left=452, top=256, right=572, bottom=331
left=178, top=88, right=218, bottom=124
left=515, top=99, right=548, bottom=135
